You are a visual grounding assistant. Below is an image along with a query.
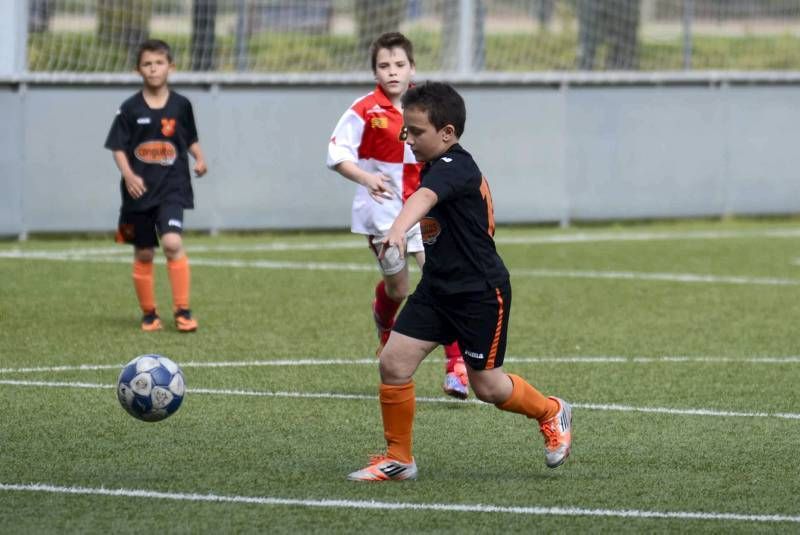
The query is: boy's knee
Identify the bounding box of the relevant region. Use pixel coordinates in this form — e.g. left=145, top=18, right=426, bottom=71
left=134, top=248, right=155, bottom=263
left=383, top=281, right=408, bottom=302
left=378, top=351, right=412, bottom=385
left=160, top=234, right=184, bottom=259
left=470, top=371, right=512, bottom=404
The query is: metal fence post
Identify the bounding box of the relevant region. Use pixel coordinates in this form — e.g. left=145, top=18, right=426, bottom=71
left=683, top=0, right=694, bottom=70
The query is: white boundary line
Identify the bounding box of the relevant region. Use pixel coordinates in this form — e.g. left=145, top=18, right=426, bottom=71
left=2, top=355, right=800, bottom=375
left=1, top=379, right=798, bottom=420
left=3, top=226, right=800, bottom=258
left=1, top=482, right=798, bottom=524
left=0, top=250, right=797, bottom=286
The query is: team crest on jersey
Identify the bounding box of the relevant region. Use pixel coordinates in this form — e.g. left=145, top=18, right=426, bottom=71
left=370, top=116, right=389, bottom=129
left=134, top=140, right=177, bottom=165
left=420, top=217, right=441, bottom=245
left=161, top=118, right=176, bottom=137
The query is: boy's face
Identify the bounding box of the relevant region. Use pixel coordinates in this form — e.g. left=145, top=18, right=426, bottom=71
left=373, top=47, right=415, bottom=100
left=137, top=50, right=173, bottom=90
left=403, top=106, right=455, bottom=162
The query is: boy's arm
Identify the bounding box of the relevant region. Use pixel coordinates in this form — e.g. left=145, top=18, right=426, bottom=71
left=327, top=105, right=393, bottom=203
left=112, top=150, right=147, bottom=199
left=383, top=187, right=438, bottom=256
left=334, top=161, right=393, bottom=203
left=188, top=141, right=207, bottom=177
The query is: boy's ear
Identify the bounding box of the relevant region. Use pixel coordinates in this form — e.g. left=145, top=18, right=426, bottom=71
left=441, top=124, right=456, bottom=141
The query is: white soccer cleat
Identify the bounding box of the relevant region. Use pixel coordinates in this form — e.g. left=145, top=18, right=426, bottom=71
left=347, top=455, right=418, bottom=482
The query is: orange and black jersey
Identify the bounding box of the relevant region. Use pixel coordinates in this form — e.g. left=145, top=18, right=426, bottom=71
left=418, top=144, right=509, bottom=294
left=105, top=90, right=199, bottom=212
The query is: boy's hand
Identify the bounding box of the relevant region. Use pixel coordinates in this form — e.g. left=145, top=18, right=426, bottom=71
left=124, top=173, right=147, bottom=199
left=364, top=173, right=394, bottom=204
left=194, top=159, right=207, bottom=177
left=381, top=228, right=407, bottom=260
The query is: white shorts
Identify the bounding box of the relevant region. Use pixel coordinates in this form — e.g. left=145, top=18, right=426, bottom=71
left=368, top=226, right=423, bottom=276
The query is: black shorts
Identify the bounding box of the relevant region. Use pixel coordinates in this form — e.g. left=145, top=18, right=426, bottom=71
left=115, top=203, right=185, bottom=248
left=393, top=280, right=511, bottom=371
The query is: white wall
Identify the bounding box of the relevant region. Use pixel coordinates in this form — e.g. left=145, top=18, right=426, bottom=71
left=2, top=81, right=799, bottom=237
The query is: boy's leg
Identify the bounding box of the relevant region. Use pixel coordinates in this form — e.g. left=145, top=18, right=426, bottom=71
left=118, top=209, right=161, bottom=331
left=158, top=205, right=197, bottom=332
left=347, top=331, right=437, bottom=481
left=132, top=247, right=161, bottom=331
left=455, top=282, right=572, bottom=468
left=368, top=236, right=410, bottom=355
left=469, top=368, right=571, bottom=468
left=373, top=276, right=403, bottom=353
left=442, top=341, right=469, bottom=399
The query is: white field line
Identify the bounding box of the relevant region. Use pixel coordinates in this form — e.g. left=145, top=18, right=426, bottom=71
left=0, top=483, right=798, bottom=524
left=1, top=378, right=799, bottom=421
left=2, top=355, right=800, bottom=375
left=0, top=249, right=797, bottom=286
left=0, top=356, right=800, bottom=374
left=3, top=226, right=800, bottom=258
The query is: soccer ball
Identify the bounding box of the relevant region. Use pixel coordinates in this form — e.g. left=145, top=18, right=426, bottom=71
left=117, top=354, right=185, bottom=422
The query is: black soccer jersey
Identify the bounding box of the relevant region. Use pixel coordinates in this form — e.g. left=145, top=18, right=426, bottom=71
left=105, top=90, right=199, bottom=212
left=418, top=144, right=509, bottom=294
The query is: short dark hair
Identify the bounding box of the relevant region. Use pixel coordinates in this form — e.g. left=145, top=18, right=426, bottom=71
left=136, top=39, right=173, bottom=67
left=402, top=82, right=466, bottom=138
left=369, top=32, right=415, bottom=72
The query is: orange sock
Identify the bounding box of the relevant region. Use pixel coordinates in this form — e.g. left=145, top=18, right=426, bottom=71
left=167, top=256, right=191, bottom=312
left=132, top=260, right=156, bottom=313
left=496, top=374, right=559, bottom=423
left=380, top=382, right=415, bottom=464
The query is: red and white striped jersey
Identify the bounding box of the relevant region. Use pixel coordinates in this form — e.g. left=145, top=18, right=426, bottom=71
left=327, top=85, right=422, bottom=236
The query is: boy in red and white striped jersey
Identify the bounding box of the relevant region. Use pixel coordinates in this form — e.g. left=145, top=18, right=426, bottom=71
left=327, top=32, right=469, bottom=399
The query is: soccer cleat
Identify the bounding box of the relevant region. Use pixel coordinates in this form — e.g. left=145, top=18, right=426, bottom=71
left=174, top=308, right=198, bottom=333
left=442, top=360, right=469, bottom=399
left=372, top=299, right=393, bottom=357
left=347, top=455, right=418, bottom=482
left=539, top=397, right=572, bottom=468
left=141, top=310, right=162, bottom=332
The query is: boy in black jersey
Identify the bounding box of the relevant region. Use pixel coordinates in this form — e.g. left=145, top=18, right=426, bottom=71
left=105, top=39, right=207, bottom=332
left=347, top=82, right=572, bottom=481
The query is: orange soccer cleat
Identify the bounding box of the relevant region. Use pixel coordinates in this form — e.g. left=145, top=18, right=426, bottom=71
left=141, top=310, right=163, bottom=332
left=174, top=308, right=198, bottom=333
left=539, top=397, right=572, bottom=468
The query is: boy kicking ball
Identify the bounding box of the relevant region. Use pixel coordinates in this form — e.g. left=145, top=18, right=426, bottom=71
left=347, top=82, right=572, bottom=481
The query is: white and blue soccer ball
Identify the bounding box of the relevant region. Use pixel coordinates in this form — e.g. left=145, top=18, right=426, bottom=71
left=117, top=354, right=185, bottom=422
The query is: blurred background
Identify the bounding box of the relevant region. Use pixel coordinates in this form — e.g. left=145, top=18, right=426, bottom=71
left=2, top=1, right=800, bottom=237
left=19, top=0, right=800, bottom=73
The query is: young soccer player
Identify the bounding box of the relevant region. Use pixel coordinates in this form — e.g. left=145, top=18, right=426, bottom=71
left=105, top=39, right=207, bottom=332
left=347, top=82, right=572, bottom=481
left=327, top=32, right=469, bottom=399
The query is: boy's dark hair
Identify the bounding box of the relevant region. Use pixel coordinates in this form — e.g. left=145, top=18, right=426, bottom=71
left=402, top=82, right=466, bottom=138
left=136, top=39, right=173, bottom=67
left=369, top=32, right=414, bottom=72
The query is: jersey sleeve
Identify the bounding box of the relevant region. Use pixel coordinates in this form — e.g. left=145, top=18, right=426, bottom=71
left=326, top=107, right=364, bottom=169
left=183, top=99, right=199, bottom=145
left=104, top=107, right=131, bottom=151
